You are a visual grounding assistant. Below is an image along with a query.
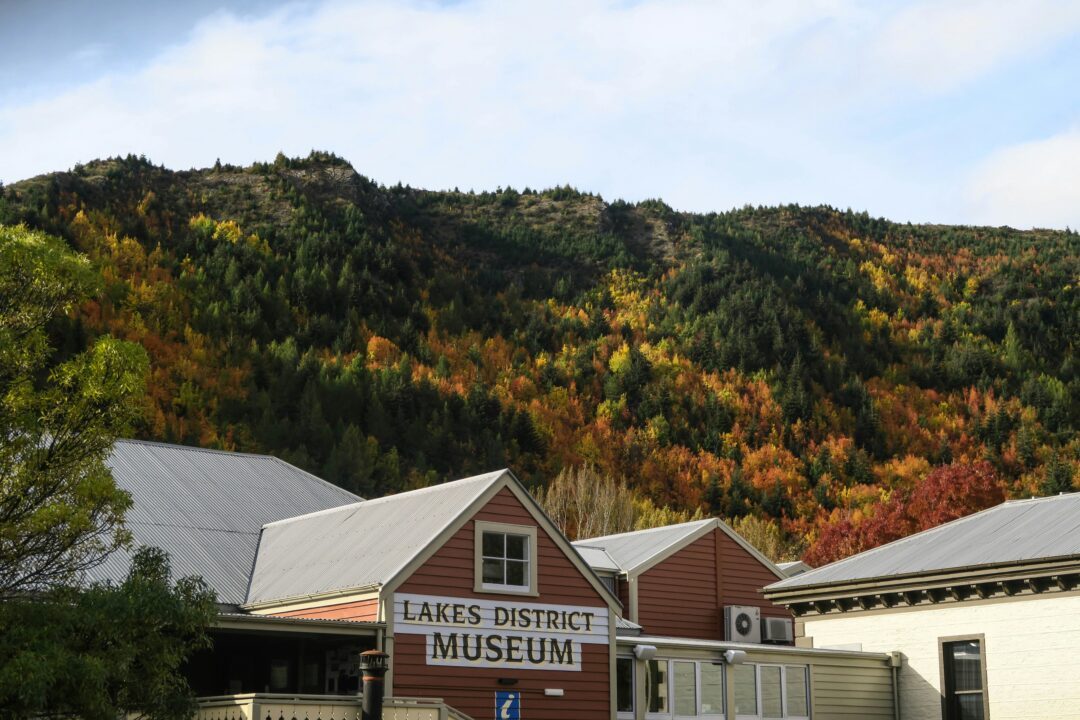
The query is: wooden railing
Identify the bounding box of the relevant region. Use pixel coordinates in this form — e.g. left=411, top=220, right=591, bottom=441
left=195, top=694, right=472, bottom=720
left=195, top=694, right=361, bottom=720
left=382, top=697, right=444, bottom=720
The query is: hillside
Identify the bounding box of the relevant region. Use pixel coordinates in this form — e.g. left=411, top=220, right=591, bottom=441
left=1, top=151, right=1076, bottom=561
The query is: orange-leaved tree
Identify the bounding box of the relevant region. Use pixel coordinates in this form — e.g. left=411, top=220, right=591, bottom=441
left=804, top=461, right=1005, bottom=567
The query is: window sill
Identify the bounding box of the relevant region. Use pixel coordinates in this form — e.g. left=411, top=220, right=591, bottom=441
left=474, top=583, right=540, bottom=598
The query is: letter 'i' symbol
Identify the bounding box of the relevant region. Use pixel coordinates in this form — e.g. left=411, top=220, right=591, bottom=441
left=500, top=693, right=516, bottom=719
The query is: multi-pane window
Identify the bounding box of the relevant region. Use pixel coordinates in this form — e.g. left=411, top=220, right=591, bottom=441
left=645, top=659, right=725, bottom=718
left=784, top=665, right=809, bottom=717
left=637, top=659, right=809, bottom=719
left=734, top=664, right=809, bottom=720
left=942, top=639, right=987, bottom=720
left=760, top=666, right=783, bottom=718
left=734, top=664, right=757, bottom=717
left=481, top=531, right=530, bottom=589
left=673, top=662, right=697, bottom=716
left=700, top=663, right=725, bottom=715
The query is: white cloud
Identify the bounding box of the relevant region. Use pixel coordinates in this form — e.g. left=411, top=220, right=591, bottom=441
left=871, top=0, right=1080, bottom=93
left=966, top=127, right=1080, bottom=229
left=1, top=0, right=1079, bottom=226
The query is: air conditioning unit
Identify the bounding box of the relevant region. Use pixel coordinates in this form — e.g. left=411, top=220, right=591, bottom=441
left=761, top=616, right=794, bottom=644
left=724, top=605, right=761, bottom=643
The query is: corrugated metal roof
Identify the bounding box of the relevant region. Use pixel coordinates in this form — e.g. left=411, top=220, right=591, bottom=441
left=245, top=470, right=507, bottom=605
left=573, top=519, right=714, bottom=573
left=769, top=493, right=1080, bottom=591
left=615, top=615, right=643, bottom=636
left=573, top=545, right=621, bottom=573
left=89, top=439, right=360, bottom=604
left=777, top=560, right=811, bottom=577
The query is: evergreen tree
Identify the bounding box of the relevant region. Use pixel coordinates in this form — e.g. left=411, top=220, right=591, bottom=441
left=1040, top=454, right=1075, bottom=496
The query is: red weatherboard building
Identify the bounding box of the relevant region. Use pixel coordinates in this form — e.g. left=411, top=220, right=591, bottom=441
left=94, top=440, right=899, bottom=720
left=574, top=519, right=792, bottom=642
left=244, top=471, right=618, bottom=720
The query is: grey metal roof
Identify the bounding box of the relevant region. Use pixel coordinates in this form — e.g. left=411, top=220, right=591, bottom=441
left=769, top=493, right=1080, bottom=592
left=573, top=545, right=621, bottom=573
left=246, top=470, right=507, bottom=605
left=616, top=615, right=643, bottom=636
left=778, top=560, right=811, bottom=577
left=89, top=439, right=360, bottom=604
left=573, top=519, right=715, bottom=574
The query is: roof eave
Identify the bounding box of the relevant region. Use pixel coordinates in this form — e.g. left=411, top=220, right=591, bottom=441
left=242, top=583, right=383, bottom=612
left=765, top=554, right=1080, bottom=603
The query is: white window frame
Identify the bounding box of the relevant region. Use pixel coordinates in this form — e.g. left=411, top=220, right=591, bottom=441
left=473, top=520, right=538, bottom=596
left=616, top=655, right=636, bottom=719
left=644, top=657, right=727, bottom=720
left=734, top=664, right=810, bottom=720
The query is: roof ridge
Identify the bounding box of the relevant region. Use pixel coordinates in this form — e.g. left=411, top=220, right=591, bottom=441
left=772, top=494, right=1077, bottom=589
left=261, top=468, right=508, bottom=529
left=267, top=456, right=362, bottom=501
left=1004, top=492, right=1080, bottom=505
left=115, top=438, right=281, bottom=460
left=778, top=502, right=1004, bottom=586
left=130, top=520, right=260, bottom=536
left=575, top=517, right=713, bottom=545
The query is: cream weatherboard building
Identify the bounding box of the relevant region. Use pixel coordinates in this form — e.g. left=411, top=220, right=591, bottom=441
left=765, top=493, right=1080, bottom=720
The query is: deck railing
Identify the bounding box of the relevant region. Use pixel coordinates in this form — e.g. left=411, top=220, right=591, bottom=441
left=195, top=694, right=361, bottom=720
left=195, top=694, right=471, bottom=720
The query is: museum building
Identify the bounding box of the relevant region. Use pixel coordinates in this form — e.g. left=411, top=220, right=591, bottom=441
left=91, top=440, right=899, bottom=720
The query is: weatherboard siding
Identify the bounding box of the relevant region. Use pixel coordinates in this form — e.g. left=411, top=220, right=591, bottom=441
left=809, top=656, right=896, bottom=719
left=392, top=487, right=612, bottom=720
left=716, top=528, right=790, bottom=621
left=635, top=528, right=790, bottom=640
left=801, top=592, right=1080, bottom=719
left=637, top=532, right=720, bottom=638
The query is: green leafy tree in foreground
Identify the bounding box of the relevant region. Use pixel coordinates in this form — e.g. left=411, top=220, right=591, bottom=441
left=0, top=546, right=216, bottom=720
left=0, top=224, right=148, bottom=597
left=0, top=225, right=214, bottom=720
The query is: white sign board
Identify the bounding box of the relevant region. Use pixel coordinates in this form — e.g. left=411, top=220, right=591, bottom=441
left=393, top=593, right=608, bottom=672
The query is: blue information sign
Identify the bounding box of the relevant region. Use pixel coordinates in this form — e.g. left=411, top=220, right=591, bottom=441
left=495, top=690, right=521, bottom=720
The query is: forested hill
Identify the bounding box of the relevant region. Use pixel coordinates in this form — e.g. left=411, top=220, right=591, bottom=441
left=2, top=151, right=1077, bottom=562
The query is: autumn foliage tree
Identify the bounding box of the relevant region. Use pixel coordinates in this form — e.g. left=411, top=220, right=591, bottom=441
left=534, top=465, right=637, bottom=540
left=804, top=461, right=1006, bottom=567
left=1, top=155, right=1076, bottom=559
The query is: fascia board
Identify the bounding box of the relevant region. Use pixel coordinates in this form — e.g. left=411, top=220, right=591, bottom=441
left=626, top=519, right=718, bottom=578
left=764, top=555, right=1080, bottom=604
left=381, top=470, right=510, bottom=595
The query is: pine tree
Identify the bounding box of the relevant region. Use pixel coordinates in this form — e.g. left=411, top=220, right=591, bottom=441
left=1040, top=454, right=1075, bottom=496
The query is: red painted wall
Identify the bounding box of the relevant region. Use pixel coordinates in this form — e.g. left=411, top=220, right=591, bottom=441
left=393, top=487, right=611, bottom=720
left=635, top=527, right=791, bottom=640
left=716, top=529, right=791, bottom=623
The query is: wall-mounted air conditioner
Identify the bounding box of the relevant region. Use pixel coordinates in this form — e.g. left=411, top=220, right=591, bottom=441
left=724, top=605, right=761, bottom=643
left=761, top=616, right=794, bottom=644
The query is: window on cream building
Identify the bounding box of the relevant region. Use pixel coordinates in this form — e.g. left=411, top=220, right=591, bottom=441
left=940, top=636, right=988, bottom=720
left=643, top=658, right=726, bottom=719
left=734, top=664, right=809, bottom=720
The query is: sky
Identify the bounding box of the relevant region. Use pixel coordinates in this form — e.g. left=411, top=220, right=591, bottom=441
left=2, top=0, right=1080, bottom=229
